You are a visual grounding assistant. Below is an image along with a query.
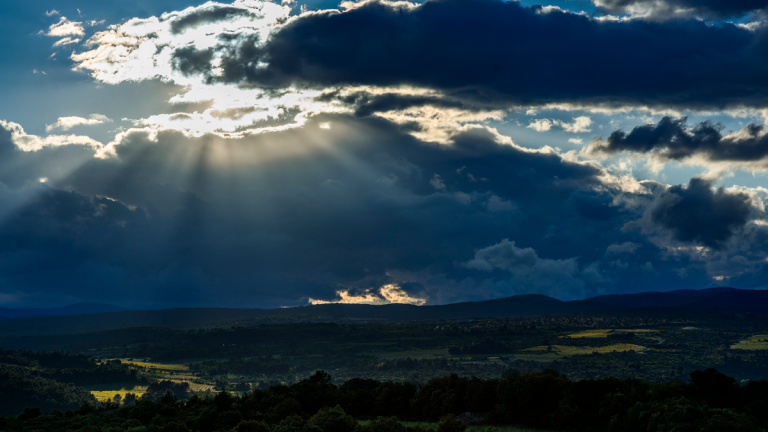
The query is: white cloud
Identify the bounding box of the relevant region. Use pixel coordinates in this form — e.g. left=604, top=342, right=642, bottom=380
left=43, top=17, right=85, bottom=37
left=527, top=118, right=553, bottom=132
left=568, top=137, right=583, bottom=144
left=1, top=120, right=102, bottom=152
left=69, top=1, right=340, bottom=138
left=45, top=10, right=60, bottom=16
left=46, top=114, right=111, bottom=132
left=559, top=116, right=593, bottom=133
left=374, top=103, right=507, bottom=144
left=52, top=37, right=81, bottom=47
left=528, top=116, right=592, bottom=133
left=72, top=1, right=289, bottom=84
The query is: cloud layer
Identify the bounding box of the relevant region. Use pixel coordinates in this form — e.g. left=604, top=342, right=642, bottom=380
left=2, top=0, right=768, bottom=308
left=587, top=117, right=768, bottom=169
left=198, top=0, right=768, bottom=111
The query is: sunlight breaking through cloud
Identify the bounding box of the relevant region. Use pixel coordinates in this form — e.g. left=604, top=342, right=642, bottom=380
left=308, top=284, right=426, bottom=305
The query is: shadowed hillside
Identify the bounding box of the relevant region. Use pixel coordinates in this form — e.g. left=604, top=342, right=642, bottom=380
left=0, top=288, right=764, bottom=337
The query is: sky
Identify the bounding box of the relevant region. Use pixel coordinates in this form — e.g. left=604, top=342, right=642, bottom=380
left=1, top=0, right=768, bottom=309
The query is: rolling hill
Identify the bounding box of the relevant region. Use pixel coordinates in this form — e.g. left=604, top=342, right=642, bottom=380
left=0, top=287, right=764, bottom=337
left=0, top=302, right=125, bottom=319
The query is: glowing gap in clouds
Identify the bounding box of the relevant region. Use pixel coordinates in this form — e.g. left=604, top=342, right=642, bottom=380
left=309, top=284, right=426, bottom=305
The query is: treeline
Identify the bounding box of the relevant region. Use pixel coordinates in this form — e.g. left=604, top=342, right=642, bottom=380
left=0, top=348, right=97, bottom=369
left=41, top=360, right=140, bottom=386
left=0, top=350, right=144, bottom=416
left=0, top=349, right=139, bottom=384
left=0, top=352, right=140, bottom=387
left=130, top=324, right=350, bottom=361
left=0, top=363, right=96, bottom=416
left=190, top=357, right=291, bottom=376
left=3, top=369, right=768, bottom=431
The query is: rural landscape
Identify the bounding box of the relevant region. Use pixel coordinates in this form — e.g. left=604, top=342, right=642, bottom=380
left=2, top=288, right=768, bottom=431
left=5, top=0, right=768, bottom=430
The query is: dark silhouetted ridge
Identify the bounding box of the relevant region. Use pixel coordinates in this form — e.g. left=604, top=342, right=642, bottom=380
left=0, top=302, right=125, bottom=319
left=0, top=288, right=764, bottom=337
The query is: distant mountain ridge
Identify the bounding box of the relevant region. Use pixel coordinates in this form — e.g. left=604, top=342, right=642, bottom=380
left=0, top=302, right=125, bottom=319
left=0, top=287, right=764, bottom=337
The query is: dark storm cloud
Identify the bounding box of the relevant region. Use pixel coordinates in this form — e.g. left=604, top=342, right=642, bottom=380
left=187, top=0, right=768, bottom=110
left=315, top=90, right=482, bottom=117
left=172, top=46, right=215, bottom=78
left=646, top=177, right=753, bottom=249
left=3, top=109, right=754, bottom=306
left=593, top=0, right=768, bottom=19
left=0, top=113, right=677, bottom=307
left=170, top=6, right=259, bottom=34
left=0, top=124, right=97, bottom=189
left=588, top=117, right=768, bottom=164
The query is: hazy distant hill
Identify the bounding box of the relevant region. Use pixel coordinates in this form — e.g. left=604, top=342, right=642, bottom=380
left=0, top=287, right=764, bottom=337
left=0, top=302, right=125, bottom=319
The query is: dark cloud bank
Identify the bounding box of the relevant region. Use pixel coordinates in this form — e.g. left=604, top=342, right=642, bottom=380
left=2, top=110, right=767, bottom=308
left=647, top=178, right=753, bottom=249
left=588, top=116, right=768, bottom=164
left=172, top=0, right=768, bottom=110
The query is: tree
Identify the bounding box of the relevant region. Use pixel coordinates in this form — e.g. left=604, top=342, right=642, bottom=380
left=437, top=415, right=466, bottom=432
left=308, top=405, right=356, bottom=432
left=689, top=368, right=738, bottom=409
left=310, top=371, right=332, bottom=385
left=236, top=420, right=270, bottom=432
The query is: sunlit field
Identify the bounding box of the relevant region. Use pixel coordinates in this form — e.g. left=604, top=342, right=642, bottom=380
left=731, top=335, right=768, bottom=350
left=83, top=383, right=147, bottom=402
left=120, top=360, right=189, bottom=371
left=516, top=344, right=647, bottom=359
left=565, top=329, right=659, bottom=338
left=565, top=329, right=612, bottom=338
left=367, top=348, right=450, bottom=360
